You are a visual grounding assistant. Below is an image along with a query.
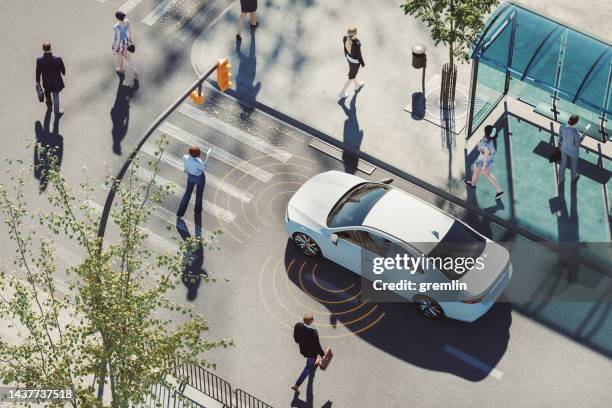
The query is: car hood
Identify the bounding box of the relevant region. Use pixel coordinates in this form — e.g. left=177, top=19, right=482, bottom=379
left=287, top=171, right=364, bottom=228
left=460, top=242, right=511, bottom=298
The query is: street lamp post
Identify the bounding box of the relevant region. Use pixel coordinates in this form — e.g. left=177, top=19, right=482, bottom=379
left=412, top=44, right=427, bottom=93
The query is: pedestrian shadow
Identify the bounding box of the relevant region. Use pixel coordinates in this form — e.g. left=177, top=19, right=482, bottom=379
left=110, top=73, right=138, bottom=155
left=235, top=29, right=261, bottom=111
left=34, top=110, right=64, bottom=192
left=338, top=92, right=363, bottom=174
left=176, top=214, right=207, bottom=301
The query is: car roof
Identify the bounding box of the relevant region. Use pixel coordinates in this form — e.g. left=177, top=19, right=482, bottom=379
left=362, top=188, right=455, bottom=246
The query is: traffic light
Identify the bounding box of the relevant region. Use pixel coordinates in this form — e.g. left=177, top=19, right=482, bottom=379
left=217, top=58, right=232, bottom=92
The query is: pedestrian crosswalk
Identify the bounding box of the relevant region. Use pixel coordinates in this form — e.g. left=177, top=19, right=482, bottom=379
left=142, top=0, right=182, bottom=26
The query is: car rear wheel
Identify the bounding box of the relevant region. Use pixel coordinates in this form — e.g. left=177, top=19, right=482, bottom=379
left=413, top=295, right=444, bottom=319
left=293, top=233, right=321, bottom=257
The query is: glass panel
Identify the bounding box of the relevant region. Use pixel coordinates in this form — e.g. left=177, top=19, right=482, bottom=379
left=573, top=53, right=610, bottom=114
left=521, top=30, right=561, bottom=95
left=470, top=60, right=506, bottom=135
left=558, top=31, right=609, bottom=100
left=510, top=9, right=559, bottom=74
left=479, top=15, right=513, bottom=67
left=474, top=4, right=515, bottom=57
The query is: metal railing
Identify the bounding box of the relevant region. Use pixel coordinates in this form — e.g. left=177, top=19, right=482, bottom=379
left=137, top=382, right=206, bottom=408
left=234, top=389, right=274, bottom=408
left=173, top=361, right=233, bottom=407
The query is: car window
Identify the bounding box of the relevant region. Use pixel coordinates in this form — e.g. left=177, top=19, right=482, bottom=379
left=337, top=230, right=390, bottom=256
left=327, top=183, right=389, bottom=228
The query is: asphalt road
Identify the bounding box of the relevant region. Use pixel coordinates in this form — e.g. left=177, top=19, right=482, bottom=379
left=0, top=1, right=610, bottom=408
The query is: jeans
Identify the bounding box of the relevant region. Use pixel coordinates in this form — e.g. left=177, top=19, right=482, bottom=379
left=559, top=151, right=579, bottom=182
left=177, top=173, right=205, bottom=217
left=295, top=357, right=316, bottom=387
left=44, top=90, right=60, bottom=114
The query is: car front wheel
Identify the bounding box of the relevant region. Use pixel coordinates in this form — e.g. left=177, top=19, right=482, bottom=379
left=293, top=233, right=321, bottom=257
left=413, top=295, right=444, bottom=319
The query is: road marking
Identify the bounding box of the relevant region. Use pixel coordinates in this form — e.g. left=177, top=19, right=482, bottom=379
left=132, top=166, right=236, bottom=223
left=118, top=0, right=146, bottom=14
left=84, top=199, right=197, bottom=253
left=142, top=0, right=181, bottom=26
left=443, top=345, right=504, bottom=379
left=138, top=145, right=254, bottom=203
left=159, top=122, right=273, bottom=182
left=178, top=103, right=292, bottom=163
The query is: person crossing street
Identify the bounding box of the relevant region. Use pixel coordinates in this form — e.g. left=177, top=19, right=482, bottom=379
left=36, top=42, right=65, bottom=116
left=291, top=313, right=326, bottom=394
left=177, top=145, right=211, bottom=218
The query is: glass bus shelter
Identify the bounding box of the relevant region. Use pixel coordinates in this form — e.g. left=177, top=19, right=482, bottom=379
left=468, top=2, right=612, bottom=141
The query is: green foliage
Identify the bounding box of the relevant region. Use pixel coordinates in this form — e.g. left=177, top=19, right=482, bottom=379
left=0, top=138, right=230, bottom=407
left=401, top=0, right=500, bottom=65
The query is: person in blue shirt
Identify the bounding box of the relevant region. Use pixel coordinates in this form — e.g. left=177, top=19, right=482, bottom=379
left=558, top=114, right=587, bottom=183
left=112, top=10, right=139, bottom=80
left=177, top=145, right=211, bottom=218
left=464, top=125, right=504, bottom=199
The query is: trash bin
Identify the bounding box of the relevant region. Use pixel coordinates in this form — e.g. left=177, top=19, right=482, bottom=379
left=412, top=44, right=426, bottom=69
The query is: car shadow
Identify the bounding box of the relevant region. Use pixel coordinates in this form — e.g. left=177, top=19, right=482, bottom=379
left=283, top=241, right=511, bottom=382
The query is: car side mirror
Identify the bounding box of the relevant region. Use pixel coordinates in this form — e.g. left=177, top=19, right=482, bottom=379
left=378, top=178, right=394, bottom=185
left=331, top=233, right=339, bottom=245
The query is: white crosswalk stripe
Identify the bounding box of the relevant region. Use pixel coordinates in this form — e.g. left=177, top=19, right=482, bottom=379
left=119, top=0, right=147, bottom=14
left=142, top=0, right=181, bottom=25
left=178, top=103, right=292, bottom=163
left=159, top=122, right=273, bottom=182
left=131, top=165, right=236, bottom=223
left=138, top=146, right=254, bottom=203
left=84, top=200, right=183, bottom=254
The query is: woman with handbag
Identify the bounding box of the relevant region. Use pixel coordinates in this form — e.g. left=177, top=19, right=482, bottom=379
left=112, top=10, right=139, bottom=80
left=464, top=125, right=504, bottom=199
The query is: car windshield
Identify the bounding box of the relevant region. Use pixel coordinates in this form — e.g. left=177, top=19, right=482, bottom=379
left=427, top=221, right=486, bottom=280
left=327, top=183, right=389, bottom=228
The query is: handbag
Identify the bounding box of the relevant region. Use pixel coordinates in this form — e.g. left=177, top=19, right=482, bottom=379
left=36, top=83, right=44, bottom=103
left=127, top=43, right=135, bottom=53
left=549, top=146, right=561, bottom=163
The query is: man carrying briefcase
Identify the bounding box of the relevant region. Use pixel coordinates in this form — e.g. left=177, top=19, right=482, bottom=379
left=291, top=313, right=330, bottom=394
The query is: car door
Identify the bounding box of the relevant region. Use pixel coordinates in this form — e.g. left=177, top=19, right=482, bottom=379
left=382, top=240, right=428, bottom=300
left=326, top=229, right=366, bottom=274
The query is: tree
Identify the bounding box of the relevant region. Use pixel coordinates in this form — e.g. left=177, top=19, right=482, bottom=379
left=0, top=139, right=230, bottom=407
left=402, top=0, right=499, bottom=108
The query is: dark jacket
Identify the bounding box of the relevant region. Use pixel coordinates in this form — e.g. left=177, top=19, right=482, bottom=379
left=36, top=53, right=65, bottom=93
left=343, top=36, right=365, bottom=67
left=294, top=323, right=325, bottom=358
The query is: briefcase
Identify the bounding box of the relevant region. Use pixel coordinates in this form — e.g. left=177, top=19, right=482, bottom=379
left=549, top=146, right=561, bottom=163
left=36, top=83, right=44, bottom=103
left=318, top=348, right=333, bottom=371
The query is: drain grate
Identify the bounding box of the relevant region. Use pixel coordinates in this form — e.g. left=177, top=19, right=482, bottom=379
left=308, top=138, right=376, bottom=175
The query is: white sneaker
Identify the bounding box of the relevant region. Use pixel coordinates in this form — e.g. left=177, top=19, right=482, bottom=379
left=355, top=82, right=365, bottom=91
left=338, top=91, right=349, bottom=100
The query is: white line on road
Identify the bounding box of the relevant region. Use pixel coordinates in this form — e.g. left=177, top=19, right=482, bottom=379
left=443, top=345, right=504, bottom=379
left=138, top=146, right=254, bottom=203
left=119, top=0, right=146, bottom=14
left=132, top=166, right=236, bottom=223
left=178, top=103, right=292, bottom=163
left=84, top=199, right=191, bottom=253
left=142, top=0, right=181, bottom=25
left=159, top=122, right=273, bottom=182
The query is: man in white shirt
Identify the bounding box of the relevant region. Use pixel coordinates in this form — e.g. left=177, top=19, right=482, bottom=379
left=177, top=145, right=211, bottom=218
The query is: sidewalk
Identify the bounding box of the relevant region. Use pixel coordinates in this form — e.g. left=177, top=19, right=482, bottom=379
left=191, top=0, right=612, bottom=247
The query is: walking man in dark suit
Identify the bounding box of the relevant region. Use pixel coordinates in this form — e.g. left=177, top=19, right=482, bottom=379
left=36, top=42, right=65, bottom=116
left=292, top=313, right=325, bottom=394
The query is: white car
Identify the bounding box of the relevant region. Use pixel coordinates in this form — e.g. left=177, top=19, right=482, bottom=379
left=285, top=170, right=512, bottom=322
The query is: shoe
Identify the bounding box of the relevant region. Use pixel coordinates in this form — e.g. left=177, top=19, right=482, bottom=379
left=291, top=385, right=300, bottom=394
left=236, top=33, right=242, bottom=41
left=495, top=191, right=504, bottom=199
left=338, top=91, right=349, bottom=100
left=355, top=82, right=365, bottom=91
left=464, top=179, right=476, bottom=188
